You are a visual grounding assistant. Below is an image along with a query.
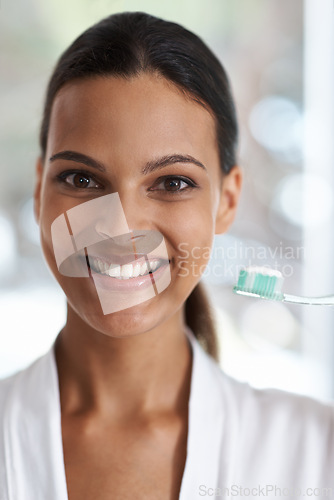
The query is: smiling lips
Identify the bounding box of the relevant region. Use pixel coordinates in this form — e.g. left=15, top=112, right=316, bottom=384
left=89, top=256, right=168, bottom=280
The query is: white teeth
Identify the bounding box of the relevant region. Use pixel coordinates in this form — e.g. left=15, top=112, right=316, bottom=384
left=92, top=258, right=163, bottom=279
left=140, top=262, right=148, bottom=276
left=121, top=264, right=133, bottom=278
left=108, top=265, right=120, bottom=278
left=150, top=261, right=158, bottom=271
left=133, top=262, right=141, bottom=277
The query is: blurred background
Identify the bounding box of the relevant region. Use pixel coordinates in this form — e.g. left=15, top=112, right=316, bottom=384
left=1, top=0, right=334, bottom=400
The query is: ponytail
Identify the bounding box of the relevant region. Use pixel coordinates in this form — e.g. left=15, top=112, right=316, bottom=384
left=185, top=282, right=219, bottom=362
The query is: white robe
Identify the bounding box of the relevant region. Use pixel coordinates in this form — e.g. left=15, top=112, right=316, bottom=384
left=1, top=329, right=334, bottom=499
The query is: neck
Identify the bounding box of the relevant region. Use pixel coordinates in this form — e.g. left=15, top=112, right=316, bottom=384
left=55, top=304, right=192, bottom=420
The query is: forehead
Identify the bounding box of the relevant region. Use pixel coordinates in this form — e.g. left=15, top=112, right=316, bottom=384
left=47, top=74, right=219, bottom=169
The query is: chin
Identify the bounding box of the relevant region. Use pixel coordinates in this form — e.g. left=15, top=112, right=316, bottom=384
left=66, top=289, right=169, bottom=339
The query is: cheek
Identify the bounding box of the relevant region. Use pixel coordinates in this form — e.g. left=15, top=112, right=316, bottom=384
left=39, top=214, right=60, bottom=280
left=38, top=186, right=67, bottom=276
left=37, top=195, right=103, bottom=318
left=161, top=201, right=215, bottom=275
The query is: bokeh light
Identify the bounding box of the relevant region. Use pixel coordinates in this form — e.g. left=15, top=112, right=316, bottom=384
left=249, top=96, right=303, bottom=163
left=271, top=173, right=333, bottom=228
left=0, top=212, right=17, bottom=282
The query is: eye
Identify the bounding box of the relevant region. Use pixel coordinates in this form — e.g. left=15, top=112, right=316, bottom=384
left=149, top=176, right=197, bottom=193
left=57, top=171, right=101, bottom=189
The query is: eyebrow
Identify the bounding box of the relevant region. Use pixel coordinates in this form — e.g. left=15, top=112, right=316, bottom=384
left=49, top=151, right=106, bottom=172
left=49, top=150, right=207, bottom=174
left=142, top=154, right=206, bottom=174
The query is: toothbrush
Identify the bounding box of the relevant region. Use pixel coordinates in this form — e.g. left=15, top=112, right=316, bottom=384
left=233, top=266, right=334, bottom=305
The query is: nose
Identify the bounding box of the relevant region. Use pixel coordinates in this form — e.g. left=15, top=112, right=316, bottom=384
left=93, top=189, right=159, bottom=243
left=109, top=189, right=164, bottom=258
left=116, top=188, right=156, bottom=233
left=91, top=189, right=164, bottom=263
left=93, top=192, right=130, bottom=240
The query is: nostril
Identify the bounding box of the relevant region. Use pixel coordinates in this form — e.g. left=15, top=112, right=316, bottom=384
left=129, top=232, right=146, bottom=242
left=96, top=231, right=111, bottom=239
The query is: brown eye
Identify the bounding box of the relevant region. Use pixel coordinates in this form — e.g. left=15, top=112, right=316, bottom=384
left=57, top=171, right=101, bottom=189
left=149, top=176, right=196, bottom=194
left=72, top=173, right=91, bottom=188
left=164, top=178, right=183, bottom=191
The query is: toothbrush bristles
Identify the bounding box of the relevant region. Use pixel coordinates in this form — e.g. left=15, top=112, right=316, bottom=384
left=234, top=266, right=284, bottom=300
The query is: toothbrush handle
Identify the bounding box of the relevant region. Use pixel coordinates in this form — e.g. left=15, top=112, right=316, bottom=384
left=283, top=294, right=334, bottom=305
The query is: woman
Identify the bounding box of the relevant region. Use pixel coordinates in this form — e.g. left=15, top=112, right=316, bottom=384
left=0, top=11, right=333, bottom=500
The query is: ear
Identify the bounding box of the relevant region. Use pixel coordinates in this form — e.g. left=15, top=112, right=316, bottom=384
left=33, top=157, right=44, bottom=224
left=215, top=165, right=242, bottom=235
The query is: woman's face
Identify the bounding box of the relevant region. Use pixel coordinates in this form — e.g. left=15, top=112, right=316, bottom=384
left=34, top=73, right=241, bottom=337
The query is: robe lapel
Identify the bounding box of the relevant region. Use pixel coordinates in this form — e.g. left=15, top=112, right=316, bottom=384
left=179, top=329, right=224, bottom=499
left=4, top=344, right=68, bottom=500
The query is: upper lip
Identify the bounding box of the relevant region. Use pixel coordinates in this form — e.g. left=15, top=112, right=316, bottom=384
left=86, top=253, right=170, bottom=267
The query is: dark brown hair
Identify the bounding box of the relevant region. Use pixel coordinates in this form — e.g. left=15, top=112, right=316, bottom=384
left=39, top=12, right=238, bottom=360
